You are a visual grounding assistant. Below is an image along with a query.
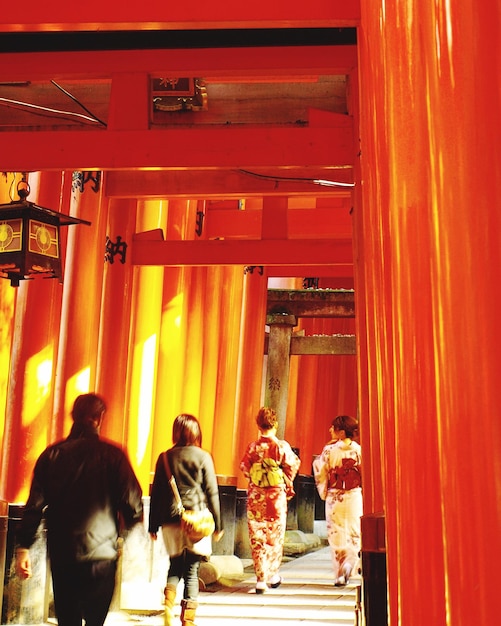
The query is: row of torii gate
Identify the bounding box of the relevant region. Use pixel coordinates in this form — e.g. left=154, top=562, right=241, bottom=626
left=264, top=288, right=355, bottom=439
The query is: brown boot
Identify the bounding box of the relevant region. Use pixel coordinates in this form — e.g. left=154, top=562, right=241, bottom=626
left=163, top=585, right=177, bottom=626
left=180, top=599, right=198, bottom=626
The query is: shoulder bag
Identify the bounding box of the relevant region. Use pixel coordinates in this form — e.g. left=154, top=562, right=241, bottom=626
left=162, top=452, right=215, bottom=543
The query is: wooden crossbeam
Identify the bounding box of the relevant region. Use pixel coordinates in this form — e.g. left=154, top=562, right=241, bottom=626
left=0, top=125, right=354, bottom=172
left=266, top=288, right=355, bottom=317
left=264, top=334, right=356, bottom=355
left=131, top=238, right=353, bottom=267
left=105, top=170, right=354, bottom=199
left=0, top=45, right=357, bottom=81
left=0, top=4, right=360, bottom=33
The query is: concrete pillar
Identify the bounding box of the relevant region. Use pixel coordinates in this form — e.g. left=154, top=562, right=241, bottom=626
left=264, top=314, right=296, bottom=439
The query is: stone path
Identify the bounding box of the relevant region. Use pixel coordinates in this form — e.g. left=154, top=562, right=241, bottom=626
left=114, top=545, right=361, bottom=626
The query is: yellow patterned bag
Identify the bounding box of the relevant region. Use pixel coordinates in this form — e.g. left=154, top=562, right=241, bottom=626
left=249, top=457, right=285, bottom=487
left=181, top=507, right=215, bottom=543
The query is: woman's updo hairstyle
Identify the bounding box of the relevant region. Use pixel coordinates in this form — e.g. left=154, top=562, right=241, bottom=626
left=332, top=414, right=359, bottom=439
left=256, top=407, right=278, bottom=431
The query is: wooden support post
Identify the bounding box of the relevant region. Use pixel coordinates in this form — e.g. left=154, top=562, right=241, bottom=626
left=264, top=313, right=297, bottom=439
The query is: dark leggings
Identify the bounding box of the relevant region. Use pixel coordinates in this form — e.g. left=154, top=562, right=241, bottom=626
left=167, top=549, right=201, bottom=600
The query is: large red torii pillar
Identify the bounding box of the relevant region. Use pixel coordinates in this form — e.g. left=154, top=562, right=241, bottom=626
left=357, top=1, right=501, bottom=624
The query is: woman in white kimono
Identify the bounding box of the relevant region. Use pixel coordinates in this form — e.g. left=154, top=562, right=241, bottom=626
left=313, top=414, right=362, bottom=586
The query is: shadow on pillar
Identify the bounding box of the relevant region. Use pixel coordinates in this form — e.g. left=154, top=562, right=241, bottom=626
left=212, top=475, right=237, bottom=556
left=312, top=455, right=326, bottom=520
left=286, top=446, right=300, bottom=530
left=361, top=513, right=388, bottom=626
left=234, top=489, right=251, bottom=559
left=286, top=448, right=316, bottom=533
left=296, top=474, right=315, bottom=534
left=0, top=501, right=6, bottom=621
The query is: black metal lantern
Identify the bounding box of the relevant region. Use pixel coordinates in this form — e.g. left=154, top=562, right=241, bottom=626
left=0, top=183, right=91, bottom=287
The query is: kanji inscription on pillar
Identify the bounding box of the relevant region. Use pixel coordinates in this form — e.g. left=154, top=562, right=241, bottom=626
left=105, top=235, right=127, bottom=265
left=268, top=377, right=281, bottom=391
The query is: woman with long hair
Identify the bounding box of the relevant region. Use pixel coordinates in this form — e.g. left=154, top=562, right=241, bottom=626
left=149, top=414, right=223, bottom=626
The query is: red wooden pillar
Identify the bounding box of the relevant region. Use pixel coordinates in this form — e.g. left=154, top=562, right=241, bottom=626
left=358, top=1, right=501, bottom=623
left=180, top=268, right=205, bottom=415
left=211, top=265, right=244, bottom=476
left=0, top=171, right=68, bottom=502
left=0, top=174, right=20, bottom=495
left=323, top=318, right=358, bottom=417
left=126, top=199, right=166, bottom=490
left=96, top=197, right=137, bottom=445
left=284, top=348, right=300, bottom=451
left=291, top=348, right=319, bottom=474
left=52, top=173, right=107, bottom=440
left=198, top=265, right=224, bottom=445
left=234, top=270, right=268, bottom=487
left=349, top=59, right=385, bottom=518
left=176, top=200, right=205, bottom=416
left=151, top=199, right=189, bottom=463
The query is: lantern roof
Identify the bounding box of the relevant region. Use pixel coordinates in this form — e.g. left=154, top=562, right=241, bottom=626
left=0, top=199, right=91, bottom=227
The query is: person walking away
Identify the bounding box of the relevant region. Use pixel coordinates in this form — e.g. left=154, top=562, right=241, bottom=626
left=240, top=406, right=300, bottom=594
left=313, top=414, right=362, bottom=586
left=15, top=393, right=144, bottom=626
left=149, top=413, right=223, bottom=626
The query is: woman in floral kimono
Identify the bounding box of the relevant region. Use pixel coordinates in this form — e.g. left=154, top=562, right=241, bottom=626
left=313, top=414, right=362, bottom=586
left=240, top=407, right=300, bottom=594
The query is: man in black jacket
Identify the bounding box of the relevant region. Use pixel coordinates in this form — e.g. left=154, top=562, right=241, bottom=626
left=15, top=393, right=143, bottom=626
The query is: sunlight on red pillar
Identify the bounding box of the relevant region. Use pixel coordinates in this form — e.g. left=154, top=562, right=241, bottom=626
left=358, top=1, right=501, bottom=623
left=0, top=174, right=20, bottom=463
left=0, top=286, right=15, bottom=458
left=234, top=271, right=268, bottom=489
left=151, top=198, right=190, bottom=463
left=211, top=266, right=245, bottom=477
left=96, top=198, right=137, bottom=445
left=127, top=200, right=166, bottom=491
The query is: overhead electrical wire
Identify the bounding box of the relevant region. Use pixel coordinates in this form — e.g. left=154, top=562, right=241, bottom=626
left=50, top=80, right=107, bottom=127
left=237, top=169, right=355, bottom=188
left=0, top=96, right=103, bottom=125
left=0, top=79, right=107, bottom=127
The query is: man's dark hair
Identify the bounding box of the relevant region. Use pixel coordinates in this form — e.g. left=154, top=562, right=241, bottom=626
left=71, top=393, right=107, bottom=423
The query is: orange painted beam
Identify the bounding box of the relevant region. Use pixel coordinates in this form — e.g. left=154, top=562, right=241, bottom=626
left=262, top=196, right=288, bottom=239
left=203, top=207, right=353, bottom=239
left=0, top=45, right=357, bottom=81
left=108, top=73, right=150, bottom=131
left=0, top=2, right=360, bottom=32
left=104, top=170, right=354, bottom=199
left=288, top=207, right=352, bottom=238
left=0, top=125, right=354, bottom=172
left=205, top=208, right=262, bottom=238
left=131, top=238, right=353, bottom=266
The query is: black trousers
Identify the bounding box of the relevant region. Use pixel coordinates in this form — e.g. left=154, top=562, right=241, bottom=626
left=50, top=559, right=117, bottom=626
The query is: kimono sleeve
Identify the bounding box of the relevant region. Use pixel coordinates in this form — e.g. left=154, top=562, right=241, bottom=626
left=312, top=450, right=330, bottom=500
